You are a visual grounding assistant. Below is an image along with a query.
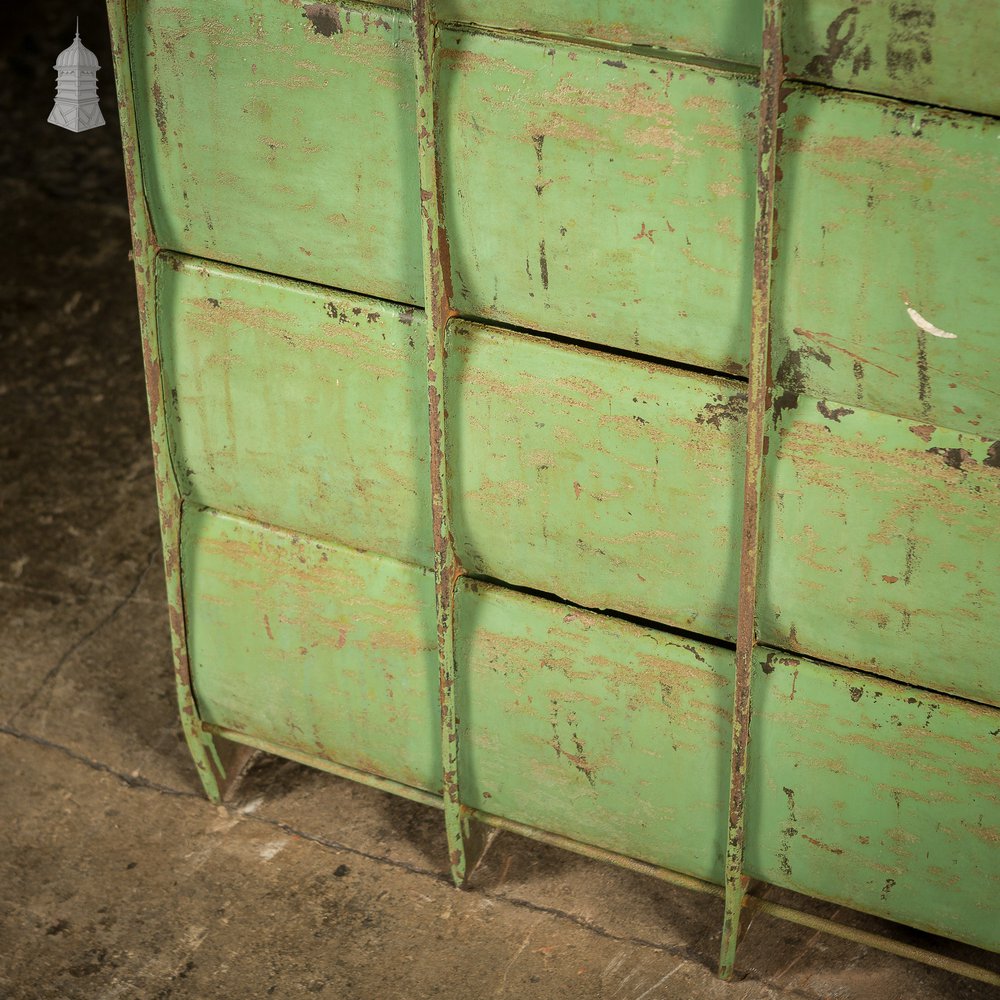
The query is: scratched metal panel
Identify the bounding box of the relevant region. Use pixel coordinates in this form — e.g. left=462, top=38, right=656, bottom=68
left=453, top=578, right=1000, bottom=951
left=434, top=0, right=762, bottom=65
left=127, top=0, right=422, bottom=304
left=762, top=396, right=1000, bottom=707
left=784, top=1, right=1000, bottom=117
left=454, top=578, right=733, bottom=883
left=439, top=30, right=758, bottom=375
left=772, top=90, right=999, bottom=439
left=157, top=254, right=433, bottom=568
left=446, top=321, right=746, bottom=640
left=182, top=506, right=441, bottom=792
left=746, top=651, right=1000, bottom=953
left=448, top=320, right=997, bottom=704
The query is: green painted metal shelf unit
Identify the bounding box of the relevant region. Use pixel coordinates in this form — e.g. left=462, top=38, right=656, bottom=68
left=107, top=0, right=999, bottom=983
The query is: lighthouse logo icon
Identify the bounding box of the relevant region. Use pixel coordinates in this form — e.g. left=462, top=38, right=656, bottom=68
left=49, top=19, right=106, bottom=132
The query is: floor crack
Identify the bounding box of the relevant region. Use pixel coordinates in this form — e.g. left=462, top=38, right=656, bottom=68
left=6, top=545, right=160, bottom=723
left=0, top=723, right=828, bottom=999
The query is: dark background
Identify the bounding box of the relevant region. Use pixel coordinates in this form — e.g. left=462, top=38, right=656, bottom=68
left=1, top=0, right=157, bottom=605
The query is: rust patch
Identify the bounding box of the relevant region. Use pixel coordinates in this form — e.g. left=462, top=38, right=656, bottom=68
left=167, top=605, right=191, bottom=685
left=983, top=442, right=1000, bottom=469
left=915, top=331, right=931, bottom=418
left=777, top=787, right=797, bottom=876
left=549, top=701, right=597, bottom=787
left=773, top=346, right=832, bottom=426
left=908, top=424, right=934, bottom=442
left=852, top=360, right=865, bottom=403
left=603, top=59, right=627, bottom=69
left=633, top=222, right=655, bottom=244
left=538, top=240, right=548, bottom=290
left=849, top=686, right=864, bottom=701
left=903, top=533, right=919, bottom=585
left=816, top=399, right=854, bottom=423
left=927, top=447, right=975, bottom=471
left=142, top=338, right=162, bottom=424
left=794, top=326, right=898, bottom=378
left=696, top=392, right=748, bottom=430
left=302, top=3, right=343, bottom=36
left=151, top=81, right=168, bottom=144
left=800, top=834, right=844, bottom=855
left=882, top=575, right=898, bottom=584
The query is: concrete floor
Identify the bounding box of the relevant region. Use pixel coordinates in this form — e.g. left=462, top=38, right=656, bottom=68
left=2, top=5, right=999, bottom=999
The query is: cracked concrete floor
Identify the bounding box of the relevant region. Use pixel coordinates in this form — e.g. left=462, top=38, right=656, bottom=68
left=2, top=5, right=999, bottom=999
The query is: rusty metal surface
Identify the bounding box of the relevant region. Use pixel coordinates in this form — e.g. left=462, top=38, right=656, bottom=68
left=156, top=252, right=433, bottom=569
left=184, top=506, right=441, bottom=792
left=451, top=578, right=1000, bottom=954
left=444, top=319, right=746, bottom=637
left=770, top=90, right=1000, bottom=441
left=411, top=0, right=489, bottom=885
left=437, top=30, right=759, bottom=374
left=354, top=0, right=1000, bottom=118
left=127, top=0, right=423, bottom=305
left=106, top=0, right=235, bottom=802
left=783, top=1, right=1000, bottom=117
left=761, top=399, right=999, bottom=707
left=109, top=0, right=1000, bottom=981
left=720, top=0, right=785, bottom=976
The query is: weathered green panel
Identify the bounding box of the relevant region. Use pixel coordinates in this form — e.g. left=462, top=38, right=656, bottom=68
left=454, top=578, right=733, bottom=883
left=784, top=1, right=1000, bottom=117
left=435, top=0, right=762, bottom=66
left=773, top=90, right=999, bottom=438
left=454, top=576, right=1000, bottom=951
left=747, top=651, right=1000, bottom=953
left=434, top=1, right=999, bottom=117
left=128, top=0, right=422, bottom=303
left=182, top=506, right=441, bottom=792
left=440, top=31, right=758, bottom=375
left=157, top=254, right=432, bottom=568
left=112, top=0, right=1000, bottom=968
left=447, top=319, right=998, bottom=704
left=446, top=321, right=745, bottom=639
left=364, top=0, right=998, bottom=119
left=762, top=396, right=1000, bottom=707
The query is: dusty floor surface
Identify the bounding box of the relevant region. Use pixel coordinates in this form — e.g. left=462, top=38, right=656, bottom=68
left=2, top=4, right=998, bottom=999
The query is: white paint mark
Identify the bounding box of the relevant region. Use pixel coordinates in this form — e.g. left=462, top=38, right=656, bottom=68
left=258, top=839, right=288, bottom=861
left=906, top=304, right=957, bottom=339
left=239, top=796, right=264, bottom=814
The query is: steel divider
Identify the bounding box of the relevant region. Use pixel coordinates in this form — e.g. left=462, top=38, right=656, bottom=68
left=411, top=0, right=491, bottom=886
left=719, top=0, right=786, bottom=979
left=105, top=0, right=250, bottom=803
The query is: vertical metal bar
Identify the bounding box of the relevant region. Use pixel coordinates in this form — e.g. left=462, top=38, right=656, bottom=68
left=106, top=1, right=242, bottom=803
left=719, top=0, right=785, bottom=979
left=410, top=0, right=489, bottom=885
